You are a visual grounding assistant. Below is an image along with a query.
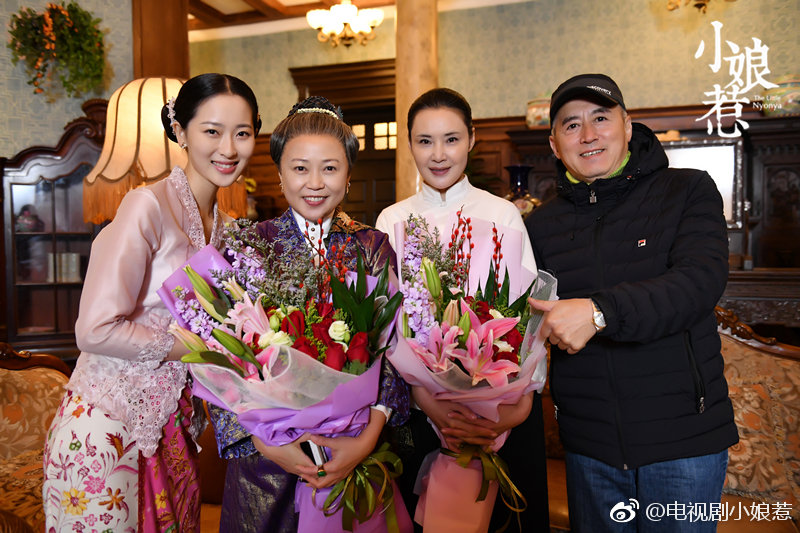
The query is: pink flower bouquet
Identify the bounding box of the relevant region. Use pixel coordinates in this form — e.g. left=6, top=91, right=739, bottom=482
left=387, top=213, right=557, bottom=532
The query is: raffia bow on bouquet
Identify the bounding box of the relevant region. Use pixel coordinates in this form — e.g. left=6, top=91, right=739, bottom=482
left=157, top=221, right=411, bottom=533
left=387, top=213, right=557, bottom=533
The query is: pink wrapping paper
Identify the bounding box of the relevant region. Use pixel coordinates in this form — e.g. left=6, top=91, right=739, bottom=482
left=387, top=214, right=557, bottom=530
left=413, top=455, right=498, bottom=532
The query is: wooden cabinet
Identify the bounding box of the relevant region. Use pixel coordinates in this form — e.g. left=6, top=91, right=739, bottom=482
left=0, top=100, right=106, bottom=360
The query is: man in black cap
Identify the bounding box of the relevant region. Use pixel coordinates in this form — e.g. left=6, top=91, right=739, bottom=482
left=526, top=73, right=738, bottom=532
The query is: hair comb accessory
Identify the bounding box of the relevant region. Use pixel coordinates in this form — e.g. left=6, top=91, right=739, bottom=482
left=288, top=95, right=344, bottom=120
left=295, top=107, right=340, bottom=119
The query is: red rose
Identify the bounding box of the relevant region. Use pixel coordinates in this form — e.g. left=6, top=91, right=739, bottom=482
left=503, top=327, right=523, bottom=353
left=346, top=331, right=370, bottom=364
left=493, top=348, right=518, bottom=364
left=474, top=301, right=492, bottom=323
left=281, top=310, right=306, bottom=337
left=310, top=321, right=333, bottom=345
left=324, top=343, right=346, bottom=371
left=316, top=301, right=334, bottom=319
left=292, top=336, right=319, bottom=359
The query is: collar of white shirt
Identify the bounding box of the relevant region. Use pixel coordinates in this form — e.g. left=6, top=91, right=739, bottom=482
left=419, top=174, right=471, bottom=207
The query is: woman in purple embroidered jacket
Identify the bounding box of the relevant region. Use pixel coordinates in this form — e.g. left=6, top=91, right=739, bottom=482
left=209, top=96, right=410, bottom=533
left=42, top=73, right=260, bottom=532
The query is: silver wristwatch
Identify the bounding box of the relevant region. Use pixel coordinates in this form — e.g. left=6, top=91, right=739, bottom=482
left=590, top=300, right=606, bottom=332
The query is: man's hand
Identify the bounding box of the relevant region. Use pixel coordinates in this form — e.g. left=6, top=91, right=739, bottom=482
left=529, top=298, right=597, bottom=354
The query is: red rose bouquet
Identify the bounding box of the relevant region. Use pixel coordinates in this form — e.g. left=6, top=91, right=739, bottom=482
left=158, top=220, right=408, bottom=533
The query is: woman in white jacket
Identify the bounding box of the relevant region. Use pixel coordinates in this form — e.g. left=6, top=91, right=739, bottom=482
left=376, top=87, right=548, bottom=532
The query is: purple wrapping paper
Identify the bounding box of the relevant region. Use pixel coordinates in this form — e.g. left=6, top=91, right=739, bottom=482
left=233, top=358, right=381, bottom=446
left=158, top=243, right=410, bottom=532
left=157, top=243, right=233, bottom=329
left=295, top=479, right=413, bottom=533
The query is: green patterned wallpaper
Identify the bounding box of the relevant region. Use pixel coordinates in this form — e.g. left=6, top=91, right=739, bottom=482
left=190, top=19, right=396, bottom=133
left=0, top=0, right=133, bottom=157
left=190, top=0, right=799, bottom=129
left=440, top=0, right=799, bottom=119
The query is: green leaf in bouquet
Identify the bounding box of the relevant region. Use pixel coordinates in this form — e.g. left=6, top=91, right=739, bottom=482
left=370, top=291, right=403, bottom=346
left=372, top=260, right=391, bottom=301
left=330, top=273, right=361, bottom=323
left=356, top=298, right=376, bottom=332
left=355, top=252, right=367, bottom=301
left=509, top=279, right=536, bottom=316
left=184, top=265, right=231, bottom=322
left=497, top=269, right=512, bottom=307
left=181, top=351, right=247, bottom=377
left=474, top=284, right=484, bottom=302
left=481, top=262, right=498, bottom=306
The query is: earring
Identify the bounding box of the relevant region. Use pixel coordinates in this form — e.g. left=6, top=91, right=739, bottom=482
left=279, top=181, right=284, bottom=193
left=346, top=182, right=350, bottom=195
left=180, top=142, right=187, bottom=149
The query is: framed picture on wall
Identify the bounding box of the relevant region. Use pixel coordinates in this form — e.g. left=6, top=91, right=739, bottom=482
left=662, top=137, right=744, bottom=229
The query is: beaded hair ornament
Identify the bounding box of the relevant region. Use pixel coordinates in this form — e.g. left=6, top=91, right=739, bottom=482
left=288, top=96, right=344, bottom=121
left=166, top=96, right=180, bottom=143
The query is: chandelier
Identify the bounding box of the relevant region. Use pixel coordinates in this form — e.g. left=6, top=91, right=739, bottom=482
left=667, top=0, right=737, bottom=13
left=306, top=1, right=384, bottom=47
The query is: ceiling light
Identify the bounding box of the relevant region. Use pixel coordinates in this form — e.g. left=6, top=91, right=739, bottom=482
left=306, top=1, right=384, bottom=47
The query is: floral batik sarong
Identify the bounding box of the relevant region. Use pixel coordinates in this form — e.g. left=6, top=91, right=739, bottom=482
left=138, top=386, right=201, bottom=532
left=44, top=390, right=140, bottom=532
left=43, top=388, right=201, bottom=533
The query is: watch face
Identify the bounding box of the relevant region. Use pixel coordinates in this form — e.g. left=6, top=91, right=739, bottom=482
left=593, top=310, right=606, bottom=330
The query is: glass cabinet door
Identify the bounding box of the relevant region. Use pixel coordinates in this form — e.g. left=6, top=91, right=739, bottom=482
left=5, top=163, right=98, bottom=353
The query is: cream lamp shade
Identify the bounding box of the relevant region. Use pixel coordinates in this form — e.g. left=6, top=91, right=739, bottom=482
left=83, top=77, right=247, bottom=224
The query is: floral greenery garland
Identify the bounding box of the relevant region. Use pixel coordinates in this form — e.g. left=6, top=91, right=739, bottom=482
left=7, top=2, right=105, bottom=97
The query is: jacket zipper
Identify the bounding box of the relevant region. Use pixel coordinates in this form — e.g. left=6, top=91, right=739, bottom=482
left=593, top=211, right=629, bottom=468
left=684, top=331, right=706, bottom=413
left=606, top=348, right=630, bottom=469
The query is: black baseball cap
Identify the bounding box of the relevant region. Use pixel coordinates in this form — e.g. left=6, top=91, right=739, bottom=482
left=549, top=73, right=626, bottom=124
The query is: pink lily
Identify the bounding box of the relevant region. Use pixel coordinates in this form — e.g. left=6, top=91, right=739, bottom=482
left=452, top=300, right=521, bottom=387
left=407, top=324, right=462, bottom=372
left=223, top=293, right=272, bottom=344
left=458, top=299, right=519, bottom=341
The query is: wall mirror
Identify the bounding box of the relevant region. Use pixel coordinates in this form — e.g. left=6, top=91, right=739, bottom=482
left=662, top=137, right=744, bottom=229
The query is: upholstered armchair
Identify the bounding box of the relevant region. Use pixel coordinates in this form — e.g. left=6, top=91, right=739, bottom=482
left=544, top=308, right=800, bottom=532
left=0, top=344, right=71, bottom=532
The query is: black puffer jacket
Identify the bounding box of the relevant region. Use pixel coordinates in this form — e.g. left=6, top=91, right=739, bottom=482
left=526, top=123, right=738, bottom=469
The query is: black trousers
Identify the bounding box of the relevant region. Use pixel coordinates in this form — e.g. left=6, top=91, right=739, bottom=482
left=392, top=392, right=550, bottom=532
